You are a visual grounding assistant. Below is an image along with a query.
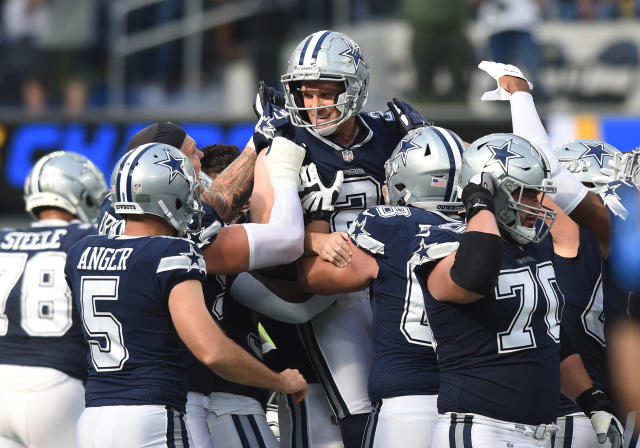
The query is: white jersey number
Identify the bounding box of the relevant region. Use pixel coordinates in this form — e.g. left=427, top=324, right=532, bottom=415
left=582, top=274, right=606, bottom=347
left=401, top=262, right=433, bottom=347
left=496, top=263, right=562, bottom=353
left=330, top=177, right=382, bottom=232
left=80, top=276, right=129, bottom=372
left=0, top=252, right=73, bottom=337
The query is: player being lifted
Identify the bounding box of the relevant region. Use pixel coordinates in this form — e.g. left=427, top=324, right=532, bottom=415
left=249, top=29, right=427, bottom=448
left=0, top=151, right=108, bottom=448
left=65, top=141, right=308, bottom=448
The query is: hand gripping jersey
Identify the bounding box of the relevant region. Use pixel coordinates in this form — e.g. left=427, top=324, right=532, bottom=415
left=64, top=234, right=206, bottom=412
left=554, top=228, right=609, bottom=416
left=347, top=206, right=457, bottom=400
left=0, top=220, right=96, bottom=381
left=423, top=227, right=564, bottom=425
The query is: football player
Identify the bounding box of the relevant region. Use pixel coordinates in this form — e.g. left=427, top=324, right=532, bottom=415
left=185, top=144, right=280, bottom=448
left=65, top=142, right=308, bottom=448
left=0, top=151, right=108, bottom=448
left=295, top=125, right=466, bottom=447
left=423, top=132, right=620, bottom=447
left=451, top=61, right=622, bottom=447
left=98, top=121, right=258, bottom=236
left=546, top=139, right=620, bottom=447
left=249, top=29, right=427, bottom=448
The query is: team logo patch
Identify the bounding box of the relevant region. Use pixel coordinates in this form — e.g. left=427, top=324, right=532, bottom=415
left=342, top=149, right=354, bottom=162
left=133, top=183, right=142, bottom=193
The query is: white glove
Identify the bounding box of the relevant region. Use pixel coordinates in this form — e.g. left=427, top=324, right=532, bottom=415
left=478, top=60, right=534, bottom=101
left=608, top=149, right=640, bottom=182
left=298, top=163, right=344, bottom=213
left=590, top=411, right=623, bottom=447
left=265, top=136, right=306, bottom=188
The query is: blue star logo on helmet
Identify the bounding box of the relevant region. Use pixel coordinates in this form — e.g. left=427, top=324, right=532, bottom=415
left=396, top=134, right=422, bottom=167
left=579, top=142, right=608, bottom=167
left=155, top=149, right=189, bottom=184
left=179, top=244, right=204, bottom=272
left=339, top=39, right=366, bottom=70
left=485, top=139, right=524, bottom=173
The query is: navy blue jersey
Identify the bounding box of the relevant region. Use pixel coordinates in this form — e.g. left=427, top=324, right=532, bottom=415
left=186, top=273, right=270, bottom=408
left=0, top=220, right=96, bottom=381
left=598, top=181, right=640, bottom=322
left=554, top=229, right=608, bottom=415
left=65, top=234, right=206, bottom=412
left=256, top=108, right=404, bottom=231
left=348, top=206, right=461, bottom=400
left=423, top=230, right=564, bottom=424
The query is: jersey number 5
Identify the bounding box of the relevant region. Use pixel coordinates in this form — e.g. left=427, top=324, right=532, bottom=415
left=80, top=276, right=129, bottom=372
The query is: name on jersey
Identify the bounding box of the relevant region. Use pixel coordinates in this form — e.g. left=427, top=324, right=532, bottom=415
left=76, top=246, right=133, bottom=271
left=0, top=229, right=67, bottom=250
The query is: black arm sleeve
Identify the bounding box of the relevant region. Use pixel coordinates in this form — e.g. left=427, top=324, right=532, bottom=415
left=450, top=232, right=503, bottom=295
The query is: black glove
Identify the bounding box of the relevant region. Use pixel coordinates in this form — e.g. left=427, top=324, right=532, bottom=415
left=461, top=172, right=497, bottom=221
left=387, top=97, right=428, bottom=136
left=253, top=81, right=286, bottom=118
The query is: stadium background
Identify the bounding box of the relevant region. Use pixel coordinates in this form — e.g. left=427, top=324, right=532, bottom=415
left=2, top=0, right=640, bottom=226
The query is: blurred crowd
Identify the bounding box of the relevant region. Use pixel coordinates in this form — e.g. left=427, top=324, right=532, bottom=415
left=1, top=0, right=639, bottom=116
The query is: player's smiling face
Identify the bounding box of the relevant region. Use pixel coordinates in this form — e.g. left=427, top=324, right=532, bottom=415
left=300, top=80, right=344, bottom=129
left=513, top=188, right=542, bottom=228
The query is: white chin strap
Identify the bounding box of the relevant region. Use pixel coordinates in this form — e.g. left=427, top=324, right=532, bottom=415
left=314, top=123, right=339, bottom=136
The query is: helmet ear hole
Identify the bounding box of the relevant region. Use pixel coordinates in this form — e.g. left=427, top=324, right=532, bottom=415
left=394, top=183, right=406, bottom=192
left=175, top=198, right=183, bottom=210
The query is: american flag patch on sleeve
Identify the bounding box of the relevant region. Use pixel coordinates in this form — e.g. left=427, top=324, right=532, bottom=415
left=431, top=177, right=446, bottom=188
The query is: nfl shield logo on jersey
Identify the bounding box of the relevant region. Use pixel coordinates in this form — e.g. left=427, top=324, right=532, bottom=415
left=342, top=149, right=354, bottom=162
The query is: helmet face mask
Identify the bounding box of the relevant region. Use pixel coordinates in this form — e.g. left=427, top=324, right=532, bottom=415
left=24, top=151, right=108, bottom=223
left=460, top=133, right=557, bottom=245
left=111, top=143, right=202, bottom=236
left=555, top=139, right=620, bottom=189
left=282, top=30, right=369, bottom=136
left=385, top=126, right=465, bottom=213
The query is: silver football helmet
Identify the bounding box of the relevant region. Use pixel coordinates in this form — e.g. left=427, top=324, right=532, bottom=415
left=554, top=139, right=620, bottom=188
left=385, top=126, right=465, bottom=213
left=24, top=151, right=108, bottom=223
left=460, top=133, right=557, bottom=245
left=110, top=143, right=202, bottom=236
left=281, top=30, right=370, bottom=136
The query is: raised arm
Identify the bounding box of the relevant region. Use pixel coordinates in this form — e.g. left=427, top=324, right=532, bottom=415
left=200, top=140, right=257, bottom=222
left=479, top=61, right=613, bottom=257
left=202, top=137, right=305, bottom=274
left=427, top=175, right=503, bottom=303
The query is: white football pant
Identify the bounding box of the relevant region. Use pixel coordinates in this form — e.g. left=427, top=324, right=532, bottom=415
left=0, top=364, right=84, bottom=448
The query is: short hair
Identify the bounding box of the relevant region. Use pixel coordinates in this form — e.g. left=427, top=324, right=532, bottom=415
left=126, top=122, right=187, bottom=152
left=201, top=144, right=242, bottom=176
